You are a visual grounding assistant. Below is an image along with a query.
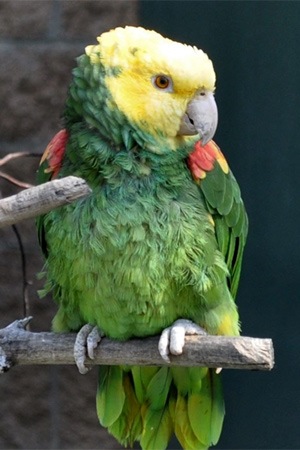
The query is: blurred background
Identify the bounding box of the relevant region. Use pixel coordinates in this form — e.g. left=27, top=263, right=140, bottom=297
left=0, top=1, right=299, bottom=448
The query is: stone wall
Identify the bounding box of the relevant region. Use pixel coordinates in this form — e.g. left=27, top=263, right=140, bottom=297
left=0, top=1, right=138, bottom=448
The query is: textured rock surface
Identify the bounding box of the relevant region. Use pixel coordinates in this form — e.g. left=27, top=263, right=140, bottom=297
left=0, top=1, right=138, bottom=448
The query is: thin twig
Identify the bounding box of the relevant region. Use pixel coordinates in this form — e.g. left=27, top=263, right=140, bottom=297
left=0, top=152, right=41, bottom=166
left=11, top=225, right=31, bottom=328
left=0, top=170, right=34, bottom=189
left=0, top=152, right=41, bottom=188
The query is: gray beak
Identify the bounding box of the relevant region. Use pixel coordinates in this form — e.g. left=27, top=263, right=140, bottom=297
left=178, top=91, right=218, bottom=145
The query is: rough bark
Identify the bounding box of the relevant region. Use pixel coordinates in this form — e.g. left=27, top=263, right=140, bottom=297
left=0, top=319, right=274, bottom=372
left=0, top=176, right=91, bottom=228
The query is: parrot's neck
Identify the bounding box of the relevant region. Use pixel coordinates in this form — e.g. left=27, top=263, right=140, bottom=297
left=63, top=125, right=193, bottom=189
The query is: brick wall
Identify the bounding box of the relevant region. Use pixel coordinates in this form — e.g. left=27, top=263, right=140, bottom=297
left=0, top=1, right=138, bottom=448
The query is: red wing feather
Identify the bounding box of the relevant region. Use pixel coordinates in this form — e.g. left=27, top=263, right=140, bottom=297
left=40, top=129, right=69, bottom=178
left=187, top=140, right=229, bottom=182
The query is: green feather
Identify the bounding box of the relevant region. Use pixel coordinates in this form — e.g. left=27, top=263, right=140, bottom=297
left=188, top=392, right=211, bottom=445
left=213, top=217, right=229, bottom=262
left=210, top=370, right=225, bottom=445
left=108, top=373, right=142, bottom=446
left=219, top=175, right=234, bottom=216
left=131, top=366, right=145, bottom=404
left=141, top=406, right=172, bottom=450
left=171, top=367, right=192, bottom=395
left=225, top=200, right=240, bottom=228
left=187, top=369, right=223, bottom=447
left=146, top=367, right=172, bottom=410
left=174, top=395, right=207, bottom=450
left=121, top=126, right=135, bottom=150
left=96, top=366, right=125, bottom=427
left=233, top=202, right=247, bottom=238
left=131, top=366, right=158, bottom=404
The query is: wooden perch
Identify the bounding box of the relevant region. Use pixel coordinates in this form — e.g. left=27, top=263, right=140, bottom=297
left=0, top=176, right=91, bottom=228
left=0, top=319, right=274, bottom=372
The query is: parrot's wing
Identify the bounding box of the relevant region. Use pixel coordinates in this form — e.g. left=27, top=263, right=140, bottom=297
left=188, top=140, right=248, bottom=299
left=36, top=129, right=69, bottom=256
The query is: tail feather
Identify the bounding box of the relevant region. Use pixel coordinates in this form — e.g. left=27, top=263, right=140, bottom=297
left=96, top=366, right=125, bottom=427
left=174, top=394, right=206, bottom=450
left=170, top=366, right=192, bottom=395
left=108, top=374, right=142, bottom=446
left=188, top=392, right=212, bottom=446
left=140, top=405, right=172, bottom=450
left=210, top=370, right=225, bottom=445
left=96, top=365, right=225, bottom=450
left=131, top=366, right=159, bottom=403
left=146, top=366, right=172, bottom=410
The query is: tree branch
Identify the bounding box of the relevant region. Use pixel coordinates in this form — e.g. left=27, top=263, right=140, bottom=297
left=0, top=176, right=91, bottom=228
left=0, top=319, right=274, bottom=373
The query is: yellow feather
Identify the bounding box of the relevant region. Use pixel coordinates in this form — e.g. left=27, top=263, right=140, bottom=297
left=174, top=395, right=207, bottom=450
left=108, top=374, right=142, bottom=446
left=188, top=390, right=212, bottom=446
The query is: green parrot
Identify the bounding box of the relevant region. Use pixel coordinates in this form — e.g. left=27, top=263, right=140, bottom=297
left=37, top=26, right=248, bottom=450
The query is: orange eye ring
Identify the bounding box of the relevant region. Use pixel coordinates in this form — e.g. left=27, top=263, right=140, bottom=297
left=154, top=75, right=170, bottom=89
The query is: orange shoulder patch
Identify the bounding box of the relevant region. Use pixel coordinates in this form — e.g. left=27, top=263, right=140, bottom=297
left=187, top=140, right=229, bottom=182
left=40, top=129, right=69, bottom=178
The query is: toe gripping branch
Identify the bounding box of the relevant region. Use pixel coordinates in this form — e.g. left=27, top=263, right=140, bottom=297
left=74, top=324, right=103, bottom=375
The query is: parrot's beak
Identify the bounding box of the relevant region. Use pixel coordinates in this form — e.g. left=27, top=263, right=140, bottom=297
left=178, top=91, right=218, bottom=145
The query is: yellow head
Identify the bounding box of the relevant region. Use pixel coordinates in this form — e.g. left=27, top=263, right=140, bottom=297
left=86, top=26, right=217, bottom=146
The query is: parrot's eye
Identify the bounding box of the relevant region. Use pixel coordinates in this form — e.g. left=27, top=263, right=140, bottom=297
left=152, top=75, right=173, bottom=92
left=155, top=75, right=169, bottom=89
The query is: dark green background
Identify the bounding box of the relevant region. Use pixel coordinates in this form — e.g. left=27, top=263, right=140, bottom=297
left=140, top=2, right=300, bottom=449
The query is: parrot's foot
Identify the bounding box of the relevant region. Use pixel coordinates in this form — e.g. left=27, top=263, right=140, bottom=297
left=74, top=324, right=103, bottom=375
left=158, top=319, right=207, bottom=362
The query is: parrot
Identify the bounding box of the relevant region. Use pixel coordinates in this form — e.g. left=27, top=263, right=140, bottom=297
left=37, top=26, right=248, bottom=450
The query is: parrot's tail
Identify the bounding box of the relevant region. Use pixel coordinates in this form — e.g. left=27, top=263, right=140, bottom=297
left=96, top=365, right=225, bottom=450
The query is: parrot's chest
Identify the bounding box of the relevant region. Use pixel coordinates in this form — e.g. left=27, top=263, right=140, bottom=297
left=48, top=178, right=214, bottom=338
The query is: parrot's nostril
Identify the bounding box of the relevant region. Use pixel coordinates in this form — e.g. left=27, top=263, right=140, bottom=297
left=188, top=115, right=194, bottom=125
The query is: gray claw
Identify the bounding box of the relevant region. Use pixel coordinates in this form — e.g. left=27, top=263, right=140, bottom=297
left=74, top=324, right=103, bottom=375
left=158, top=319, right=207, bottom=362
left=87, top=326, right=102, bottom=360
